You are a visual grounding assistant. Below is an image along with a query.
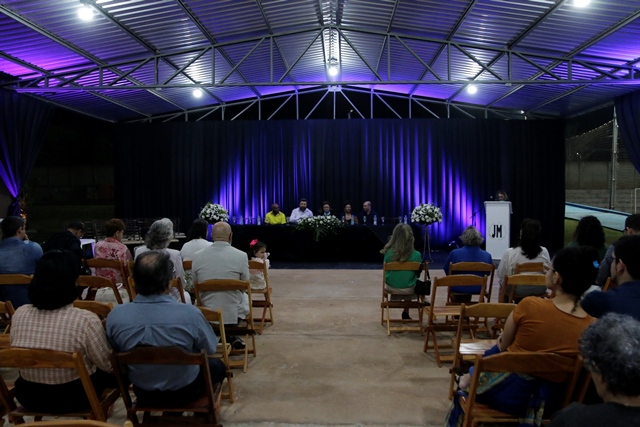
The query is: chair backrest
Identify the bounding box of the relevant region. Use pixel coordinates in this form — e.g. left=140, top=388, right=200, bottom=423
left=127, top=276, right=137, bottom=299
left=456, top=302, right=516, bottom=339
left=73, top=300, right=114, bottom=320
left=126, top=260, right=135, bottom=278
left=86, top=258, right=127, bottom=279
left=602, top=277, right=615, bottom=292
left=195, top=279, right=252, bottom=305
left=514, top=262, right=545, bottom=274
left=428, top=274, right=487, bottom=308
left=466, top=352, right=582, bottom=412
left=198, top=307, right=229, bottom=366
left=501, top=273, right=548, bottom=303
left=110, top=347, right=215, bottom=415
left=382, top=261, right=425, bottom=294
left=0, top=274, right=32, bottom=285
left=76, top=276, right=124, bottom=304
left=183, top=260, right=192, bottom=271
left=0, top=300, right=16, bottom=334
left=169, top=277, right=186, bottom=303
left=248, top=260, right=270, bottom=287
left=0, top=348, right=109, bottom=420
left=450, top=261, right=495, bottom=297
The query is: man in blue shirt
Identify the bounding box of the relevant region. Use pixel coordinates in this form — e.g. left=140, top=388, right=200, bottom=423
left=0, top=216, right=43, bottom=307
left=582, top=235, right=640, bottom=321
left=106, top=250, right=226, bottom=405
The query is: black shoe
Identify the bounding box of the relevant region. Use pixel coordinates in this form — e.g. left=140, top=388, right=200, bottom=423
left=230, top=336, right=245, bottom=350
left=402, top=311, right=411, bottom=320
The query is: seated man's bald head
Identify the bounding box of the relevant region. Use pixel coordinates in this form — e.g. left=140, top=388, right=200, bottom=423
left=211, top=222, right=232, bottom=242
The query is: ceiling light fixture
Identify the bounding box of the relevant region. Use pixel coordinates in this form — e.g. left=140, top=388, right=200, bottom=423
left=192, top=88, right=203, bottom=98
left=573, top=0, right=590, bottom=7
left=467, top=84, right=477, bottom=95
left=77, top=4, right=94, bottom=21
left=327, top=57, right=339, bottom=77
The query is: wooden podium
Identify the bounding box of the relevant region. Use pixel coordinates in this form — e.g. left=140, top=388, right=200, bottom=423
left=484, top=201, right=511, bottom=260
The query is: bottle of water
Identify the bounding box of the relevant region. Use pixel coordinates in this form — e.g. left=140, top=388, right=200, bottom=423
left=239, top=216, right=244, bottom=225
left=403, top=215, right=407, bottom=224
left=257, top=216, right=261, bottom=225
left=350, top=217, right=354, bottom=225
left=341, top=215, right=345, bottom=223
left=363, top=216, right=367, bottom=224
left=373, top=215, right=377, bottom=225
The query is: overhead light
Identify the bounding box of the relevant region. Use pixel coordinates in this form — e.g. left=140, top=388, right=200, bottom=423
left=467, top=84, right=477, bottom=95
left=77, top=5, right=94, bottom=21
left=328, top=65, right=339, bottom=77
left=192, top=88, right=203, bottom=98
left=573, top=0, right=590, bottom=7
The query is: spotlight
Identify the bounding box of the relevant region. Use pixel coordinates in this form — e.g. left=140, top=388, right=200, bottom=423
left=573, top=0, right=590, bottom=7
left=77, top=5, right=94, bottom=21
left=467, top=84, right=477, bottom=95
left=328, top=65, right=339, bottom=77
left=192, top=88, right=203, bottom=98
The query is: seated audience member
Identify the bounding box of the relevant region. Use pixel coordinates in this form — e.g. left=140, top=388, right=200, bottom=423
left=134, top=218, right=190, bottom=304
left=549, top=313, right=640, bottom=426
left=566, top=215, right=607, bottom=261
left=443, top=226, right=493, bottom=298
left=318, top=201, right=335, bottom=217
left=180, top=218, right=212, bottom=292
left=0, top=216, right=43, bottom=308
left=11, top=251, right=115, bottom=413
left=289, top=198, right=313, bottom=224
left=582, top=235, right=640, bottom=320
left=248, top=240, right=270, bottom=291
left=192, top=222, right=250, bottom=350
left=448, top=246, right=598, bottom=427
left=42, top=221, right=86, bottom=263
left=106, top=251, right=226, bottom=406
left=496, top=218, right=550, bottom=299
left=596, top=214, right=640, bottom=287
left=94, top=218, right=133, bottom=284
left=381, top=223, right=421, bottom=320
left=341, top=202, right=358, bottom=224
left=264, top=203, right=286, bottom=225
left=358, top=200, right=378, bottom=224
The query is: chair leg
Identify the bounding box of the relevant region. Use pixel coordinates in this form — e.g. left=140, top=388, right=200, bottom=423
left=385, top=305, right=391, bottom=336
left=423, top=326, right=431, bottom=352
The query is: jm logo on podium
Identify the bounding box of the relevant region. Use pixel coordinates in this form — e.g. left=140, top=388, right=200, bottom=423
left=491, top=224, right=504, bottom=239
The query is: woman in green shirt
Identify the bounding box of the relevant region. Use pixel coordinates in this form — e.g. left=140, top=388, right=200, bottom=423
left=381, top=223, right=422, bottom=319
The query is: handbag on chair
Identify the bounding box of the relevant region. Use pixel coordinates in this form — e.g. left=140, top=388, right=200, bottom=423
left=414, top=262, right=431, bottom=296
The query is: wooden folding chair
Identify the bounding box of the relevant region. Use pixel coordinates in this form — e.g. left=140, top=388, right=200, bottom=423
left=127, top=277, right=137, bottom=300
left=449, top=262, right=495, bottom=303
left=76, top=276, right=124, bottom=305
left=423, top=275, right=487, bottom=366
left=126, top=261, right=135, bottom=279
left=73, top=300, right=114, bottom=321
left=380, top=261, right=427, bottom=335
left=198, top=307, right=235, bottom=403
left=602, top=277, right=615, bottom=292
left=110, top=347, right=222, bottom=427
left=458, top=352, right=582, bottom=427
left=182, top=260, right=192, bottom=271
left=0, top=274, right=32, bottom=286
left=12, top=420, right=134, bottom=427
left=499, top=273, right=548, bottom=304
left=0, top=348, right=120, bottom=423
left=0, top=301, right=16, bottom=334
left=248, top=260, right=274, bottom=334
left=169, top=277, right=187, bottom=303
left=514, top=262, right=545, bottom=274
left=85, top=259, right=131, bottom=300
left=448, top=303, right=516, bottom=399
left=194, top=279, right=257, bottom=373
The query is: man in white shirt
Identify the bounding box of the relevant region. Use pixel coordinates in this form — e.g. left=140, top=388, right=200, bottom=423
left=289, top=198, right=313, bottom=224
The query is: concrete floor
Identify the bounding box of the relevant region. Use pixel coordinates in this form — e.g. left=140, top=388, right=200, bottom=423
left=3, top=268, right=457, bottom=427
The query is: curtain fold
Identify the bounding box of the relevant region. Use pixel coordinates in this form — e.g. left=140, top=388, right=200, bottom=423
left=114, top=118, right=565, bottom=251
left=0, top=90, right=55, bottom=216
left=615, top=91, right=640, bottom=174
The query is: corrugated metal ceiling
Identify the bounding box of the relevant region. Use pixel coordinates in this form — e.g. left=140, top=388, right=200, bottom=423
left=1, top=0, right=639, bottom=122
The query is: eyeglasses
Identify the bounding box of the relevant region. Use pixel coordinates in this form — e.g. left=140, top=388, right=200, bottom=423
left=606, top=255, right=618, bottom=264
left=543, top=265, right=555, bottom=273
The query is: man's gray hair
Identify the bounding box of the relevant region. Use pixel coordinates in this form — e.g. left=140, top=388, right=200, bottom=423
left=459, top=226, right=484, bottom=247
left=144, top=218, right=174, bottom=250
left=580, top=313, right=640, bottom=397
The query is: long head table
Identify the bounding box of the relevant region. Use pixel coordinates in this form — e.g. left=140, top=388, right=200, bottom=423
left=230, top=224, right=425, bottom=263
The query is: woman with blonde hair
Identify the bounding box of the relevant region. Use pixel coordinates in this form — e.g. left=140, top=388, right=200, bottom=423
left=381, top=223, right=421, bottom=320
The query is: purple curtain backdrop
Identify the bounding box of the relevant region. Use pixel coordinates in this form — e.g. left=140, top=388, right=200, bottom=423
left=615, top=91, right=640, bottom=174
left=114, top=118, right=565, bottom=251
left=0, top=90, right=54, bottom=216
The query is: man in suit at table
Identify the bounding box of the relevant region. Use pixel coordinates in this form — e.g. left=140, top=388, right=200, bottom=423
left=0, top=216, right=43, bottom=308
left=265, top=203, right=286, bottom=225
left=192, top=222, right=250, bottom=349
left=289, top=198, right=313, bottom=224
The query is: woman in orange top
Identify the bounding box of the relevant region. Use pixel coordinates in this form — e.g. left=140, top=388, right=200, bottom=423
left=448, top=246, right=598, bottom=426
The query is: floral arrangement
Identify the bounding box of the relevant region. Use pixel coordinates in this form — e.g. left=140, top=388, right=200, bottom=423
left=411, top=203, right=443, bottom=225
left=199, top=202, right=229, bottom=224
left=295, top=215, right=343, bottom=241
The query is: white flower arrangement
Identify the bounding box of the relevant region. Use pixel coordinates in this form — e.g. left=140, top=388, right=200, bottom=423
left=411, top=203, right=443, bottom=225
left=199, top=202, right=229, bottom=224
left=295, top=215, right=343, bottom=241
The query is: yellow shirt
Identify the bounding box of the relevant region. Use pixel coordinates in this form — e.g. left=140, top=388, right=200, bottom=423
left=265, top=211, right=286, bottom=225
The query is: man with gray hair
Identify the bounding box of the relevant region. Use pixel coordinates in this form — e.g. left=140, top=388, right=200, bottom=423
left=548, top=313, right=640, bottom=426
left=192, top=221, right=250, bottom=349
